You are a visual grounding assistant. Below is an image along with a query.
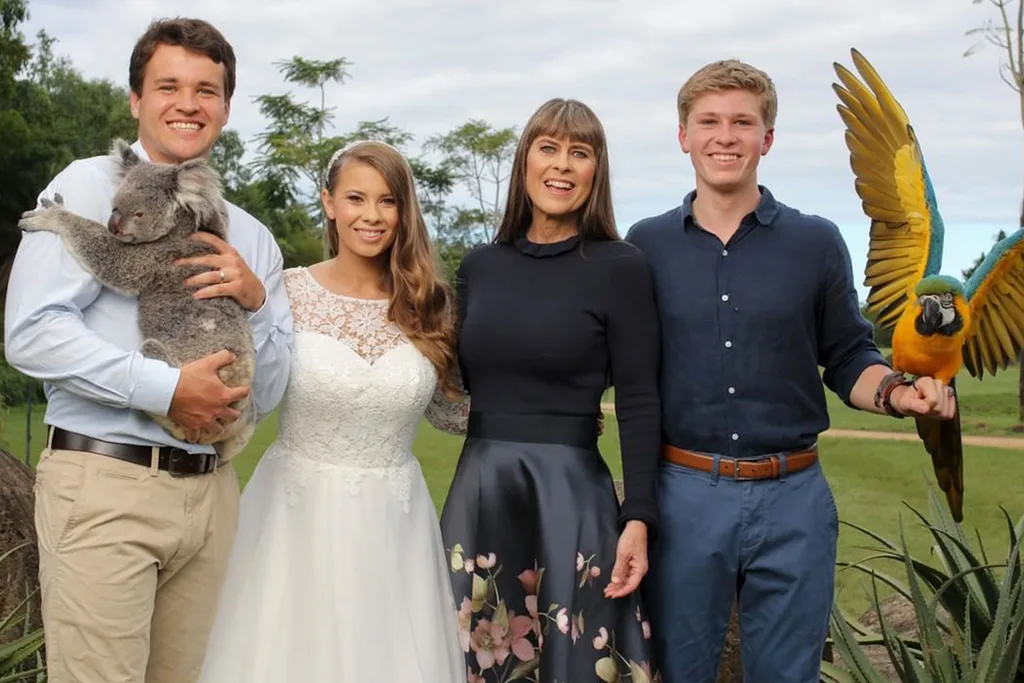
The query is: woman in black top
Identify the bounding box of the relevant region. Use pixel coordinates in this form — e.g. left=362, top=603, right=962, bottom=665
left=440, top=98, right=662, bottom=682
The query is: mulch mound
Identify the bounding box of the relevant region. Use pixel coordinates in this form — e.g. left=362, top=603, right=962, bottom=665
left=0, top=448, right=42, bottom=642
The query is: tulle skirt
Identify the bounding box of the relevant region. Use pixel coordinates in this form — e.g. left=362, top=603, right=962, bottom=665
left=197, top=446, right=466, bottom=682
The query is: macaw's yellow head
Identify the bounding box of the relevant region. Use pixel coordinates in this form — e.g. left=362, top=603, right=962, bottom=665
left=913, top=275, right=967, bottom=337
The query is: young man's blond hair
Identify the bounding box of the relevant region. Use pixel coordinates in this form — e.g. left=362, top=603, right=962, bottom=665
left=676, top=59, right=778, bottom=128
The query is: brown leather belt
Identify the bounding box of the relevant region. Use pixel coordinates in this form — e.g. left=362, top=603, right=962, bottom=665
left=662, top=444, right=818, bottom=480
left=50, top=427, right=219, bottom=477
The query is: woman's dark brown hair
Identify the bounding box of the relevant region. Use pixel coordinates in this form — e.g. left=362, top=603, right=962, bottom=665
left=323, top=141, right=460, bottom=396
left=494, top=98, right=618, bottom=244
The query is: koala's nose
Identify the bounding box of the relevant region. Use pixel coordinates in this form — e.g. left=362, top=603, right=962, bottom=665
left=107, top=209, right=122, bottom=235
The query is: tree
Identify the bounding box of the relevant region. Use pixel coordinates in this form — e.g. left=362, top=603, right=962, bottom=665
left=208, top=130, right=324, bottom=269
left=251, top=57, right=454, bottom=220
left=425, top=120, right=518, bottom=244
left=0, top=0, right=45, bottom=293
left=0, top=9, right=136, bottom=309
left=251, top=56, right=352, bottom=218
left=26, top=29, right=136, bottom=172
left=965, top=0, right=1024, bottom=420
left=245, top=54, right=463, bottom=273
left=421, top=120, right=519, bottom=280
left=965, top=1, right=1024, bottom=194
left=0, top=0, right=30, bottom=103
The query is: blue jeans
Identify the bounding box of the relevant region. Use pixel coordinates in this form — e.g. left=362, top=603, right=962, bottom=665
left=645, top=455, right=838, bottom=683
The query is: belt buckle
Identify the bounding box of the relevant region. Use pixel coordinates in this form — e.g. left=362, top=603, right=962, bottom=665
left=166, top=448, right=200, bottom=477
left=731, top=461, right=760, bottom=481
left=732, top=454, right=781, bottom=481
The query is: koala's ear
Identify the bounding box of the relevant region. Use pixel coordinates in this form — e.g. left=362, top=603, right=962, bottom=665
left=110, top=138, right=141, bottom=174
left=175, top=159, right=227, bottom=236
left=175, top=159, right=223, bottom=205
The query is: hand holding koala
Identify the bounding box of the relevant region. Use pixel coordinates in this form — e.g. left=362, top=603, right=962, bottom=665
left=18, top=139, right=257, bottom=461
left=178, top=231, right=267, bottom=312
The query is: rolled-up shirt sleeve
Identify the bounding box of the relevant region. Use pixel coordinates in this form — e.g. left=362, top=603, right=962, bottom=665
left=816, top=224, right=889, bottom=405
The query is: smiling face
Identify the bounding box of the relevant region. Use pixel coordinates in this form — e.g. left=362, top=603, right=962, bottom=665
left=321, top=159, right=400, bottom=262
left=130, top=43, right=230, bottom=165
left=493, top=98, right=618, bottom=243
left=524, top=135, right=596, bottom=223
left=679, top=88, right=773, bottom=196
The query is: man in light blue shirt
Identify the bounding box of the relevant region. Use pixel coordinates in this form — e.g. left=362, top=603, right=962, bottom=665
left=4, top=17, right=293, bottom=683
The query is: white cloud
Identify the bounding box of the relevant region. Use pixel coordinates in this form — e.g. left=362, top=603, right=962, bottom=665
left=21, top=0, right=1024, bottom=294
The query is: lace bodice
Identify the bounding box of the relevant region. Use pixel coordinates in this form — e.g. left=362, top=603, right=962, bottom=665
left=285, top=268, right=407, bottom=364
left=265, top=267, right=469, bottom=507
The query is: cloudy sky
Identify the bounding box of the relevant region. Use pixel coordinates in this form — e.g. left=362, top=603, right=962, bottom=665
left=22, top=0, right=1024, bottom=297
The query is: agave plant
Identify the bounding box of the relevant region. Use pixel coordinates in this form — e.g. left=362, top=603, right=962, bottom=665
left=0, top=542, right=46, bottom=682
left=821, top=488, right=1024, bottom=682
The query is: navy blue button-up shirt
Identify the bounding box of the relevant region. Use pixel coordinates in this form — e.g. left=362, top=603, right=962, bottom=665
left=625, top=186, right=887, bottom=459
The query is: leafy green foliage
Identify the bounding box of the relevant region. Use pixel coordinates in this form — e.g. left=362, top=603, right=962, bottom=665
left=218, top=54, right=514, bottom=276
left=0, top=543, right=46, bottom=682
left=0, top=16, right=136, bottom=306
left=425, top=120, right=518, bottom=244
left=823, top=488, right=1024, bottom=681
left=0, top=350, right=43, bottom=408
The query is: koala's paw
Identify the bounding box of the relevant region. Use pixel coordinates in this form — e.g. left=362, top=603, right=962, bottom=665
left=40, top=193, right=65, bottom=209
left=18, top=195, right=66, bottom=233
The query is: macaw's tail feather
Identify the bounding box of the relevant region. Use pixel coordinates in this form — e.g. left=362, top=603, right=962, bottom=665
left=913, top=377, right=964, bottom=522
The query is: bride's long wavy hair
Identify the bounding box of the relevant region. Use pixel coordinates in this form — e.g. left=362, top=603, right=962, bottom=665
left=323, top=141, right=459, bottom=396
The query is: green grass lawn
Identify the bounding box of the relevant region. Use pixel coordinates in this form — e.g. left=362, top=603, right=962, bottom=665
left=3, top=400, right=1022, bottom=618
left=824, top=365, right=1024, bottom=436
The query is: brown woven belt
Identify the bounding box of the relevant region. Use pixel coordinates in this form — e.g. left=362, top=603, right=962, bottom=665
left=662, top=444, right=818, bottom=480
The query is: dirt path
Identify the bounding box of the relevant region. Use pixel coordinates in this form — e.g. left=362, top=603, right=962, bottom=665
left=821, top=428, right=1024, bottom=449
left=598, top=404, right=1024, bottom=451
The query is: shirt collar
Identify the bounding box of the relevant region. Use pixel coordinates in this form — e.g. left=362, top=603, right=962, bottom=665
left=130, top=139, right=151, bottom=162
left=511, top=231, right=581, bottom=258
left=680, top=185, right=779, bottom=229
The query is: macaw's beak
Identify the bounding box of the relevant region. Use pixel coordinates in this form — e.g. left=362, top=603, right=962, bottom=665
left=920, top=297, right=941, bottom=331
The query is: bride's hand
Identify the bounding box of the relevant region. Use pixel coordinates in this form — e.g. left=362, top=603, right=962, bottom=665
left=604, top=520, right=648, bottom=599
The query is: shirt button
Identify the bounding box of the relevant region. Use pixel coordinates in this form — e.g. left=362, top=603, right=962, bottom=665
left=721, top=294, right=729, bottom=302
left=728, top=387, right=735, bottom=394
left=722, top=249, right=729, bottom=256
left=731, top=433, right=739, bottom=441
left=724, top=340, right=732, bottom=348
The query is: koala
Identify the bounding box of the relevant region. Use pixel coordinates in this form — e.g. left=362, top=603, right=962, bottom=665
left=18, top=138, right=256, bottom=461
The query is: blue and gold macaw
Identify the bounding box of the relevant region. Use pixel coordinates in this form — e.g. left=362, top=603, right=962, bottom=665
left=831, top=47, right=1024, bottom=522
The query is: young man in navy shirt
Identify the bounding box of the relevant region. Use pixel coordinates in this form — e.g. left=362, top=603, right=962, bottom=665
left=625, top=59, right=955, bottom=683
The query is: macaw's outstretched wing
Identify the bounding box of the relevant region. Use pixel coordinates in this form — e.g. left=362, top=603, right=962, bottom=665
left=963, top=227, right=1024, bottom=378
left=832, top=48, right=945, bottom=329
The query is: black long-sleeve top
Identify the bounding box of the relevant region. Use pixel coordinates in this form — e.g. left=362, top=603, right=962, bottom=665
left=455, top=233, right=662, bottom=531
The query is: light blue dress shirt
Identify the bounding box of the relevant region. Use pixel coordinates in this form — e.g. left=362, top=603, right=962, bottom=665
left=4, top=141, right=295, bottom=453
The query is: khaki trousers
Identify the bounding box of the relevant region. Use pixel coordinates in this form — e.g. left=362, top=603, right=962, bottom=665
left=34, top=435, right=239, bottom=683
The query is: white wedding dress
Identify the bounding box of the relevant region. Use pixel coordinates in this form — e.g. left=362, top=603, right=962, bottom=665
left=197, top=267, right=469, bottom=683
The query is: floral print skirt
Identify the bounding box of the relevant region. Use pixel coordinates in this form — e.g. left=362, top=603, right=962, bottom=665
left=439, top=412, right=660, bottom=683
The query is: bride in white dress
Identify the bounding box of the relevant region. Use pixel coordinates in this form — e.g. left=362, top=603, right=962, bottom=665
left=197, top=141, right=469, bottom=683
